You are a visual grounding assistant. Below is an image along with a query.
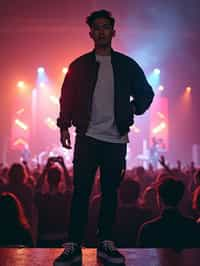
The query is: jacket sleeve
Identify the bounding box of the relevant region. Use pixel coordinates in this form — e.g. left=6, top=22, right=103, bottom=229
left=57, top=64, right=75, bottom=130
left=131, top=62, right=154, bottom=115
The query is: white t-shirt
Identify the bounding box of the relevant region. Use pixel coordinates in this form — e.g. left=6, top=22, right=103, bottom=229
left=86, top=54, right=129, bottom=143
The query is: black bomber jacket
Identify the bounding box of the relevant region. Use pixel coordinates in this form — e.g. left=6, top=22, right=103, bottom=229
left=57, top=49, right=154, bottom=136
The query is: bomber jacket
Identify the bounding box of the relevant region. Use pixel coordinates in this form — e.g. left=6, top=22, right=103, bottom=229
left=57, top=49, right=154, bottom=136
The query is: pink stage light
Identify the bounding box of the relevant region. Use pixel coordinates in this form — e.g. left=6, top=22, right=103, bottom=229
left=17, top=81, right=27, bottom=93
left=16, top=108, right=25, bottom=115
left=17, top=81, right=25, bottom=88
left=13, top=138, right=28, bottom=146
left=15, top=119, right=29, bottom=130
left=62, top=67, right=68, bottom=74
left=152, top=122, right=167, bottom=134
left=157, top=112, right=166, bottom=119
left=45, top=117, right=57, bottom=130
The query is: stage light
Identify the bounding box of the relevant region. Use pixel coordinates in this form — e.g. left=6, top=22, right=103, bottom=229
left=32, top=88, right=37, bottom=95
left=186, top=86, right=192, bottom=93
left=153, top=68, right=160, bottom=75
left=49, top=95, right=59, bottom=105
left=130, top=125, right=140, bottom=133
left=16, top=108, right=25, bottom=115
left=37, top=67, right=45, bottom=73
left=148, top=69, right=160, bottom=89
left=157, top=112, right=166, bottom=119
left=158, top=85, right=164, bottom=91
left=152, top=122, right=166, bottom=134
left=36, top=67, right=48, bottom=87
left=15, top=119, right=28, bottom=130
left=45, top=117, right=57, bottom=130
left=39, top=82, right=46, bottom=88
left=182, top=86, right=192, bottom=104
left=62, top=67, right=68, bottom=74
left=17, top=81, right=25, bottom=88
left=13, top=138, right=28, bottom=146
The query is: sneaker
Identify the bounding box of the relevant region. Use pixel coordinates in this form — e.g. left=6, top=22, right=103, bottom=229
left=54, top=242, right=82, bottom=266
left=97, top=240, right=125, bottom=264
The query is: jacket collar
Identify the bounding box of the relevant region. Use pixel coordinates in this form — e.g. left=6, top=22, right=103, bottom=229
left=90, top=48, right=116, bottom=61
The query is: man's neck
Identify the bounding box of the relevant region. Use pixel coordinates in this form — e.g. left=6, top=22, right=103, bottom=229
left=95, top=46, right=111, bottom=56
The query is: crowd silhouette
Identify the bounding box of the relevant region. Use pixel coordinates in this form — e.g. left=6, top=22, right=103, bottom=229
left=0, top=156, right=200, bottom=248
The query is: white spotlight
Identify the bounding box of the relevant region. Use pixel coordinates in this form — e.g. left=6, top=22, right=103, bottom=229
left=37, top=67, right=45, bottom=73
left=153, top=68, right=160, bottom=75
left=62, top=67, right=68, bottom=74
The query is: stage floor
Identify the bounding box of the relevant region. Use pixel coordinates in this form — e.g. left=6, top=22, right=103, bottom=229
left=0, top=248, right=199, bottom=266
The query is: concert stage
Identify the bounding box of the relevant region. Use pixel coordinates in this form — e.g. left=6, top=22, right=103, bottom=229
left=0, top=248, right=199, bottom=266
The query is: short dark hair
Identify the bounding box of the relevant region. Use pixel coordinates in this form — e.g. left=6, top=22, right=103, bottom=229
left=158, top=178, right=185, bottom=207
left=119, top=179, right=140, bottom=204
left=47, top=166, right=61, bottom=187
left=86, top=9, right=115, bottom=28
left=8, top=163, right=26, bottom=184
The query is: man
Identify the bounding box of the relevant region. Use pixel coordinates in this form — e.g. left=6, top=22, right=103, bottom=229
left=137, top=177, right=200, bottom=248
left=54, top=9, right=154, bottom=265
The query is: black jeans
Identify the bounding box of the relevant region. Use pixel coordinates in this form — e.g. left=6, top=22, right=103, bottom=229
left=68, top=135, right=127, bottom=244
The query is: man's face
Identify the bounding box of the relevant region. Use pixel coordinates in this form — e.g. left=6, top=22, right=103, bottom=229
left=89, top=17, right=115, bottom=47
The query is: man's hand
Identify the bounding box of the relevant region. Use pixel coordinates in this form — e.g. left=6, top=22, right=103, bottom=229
left=60, top=129, right=72, bottom=149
